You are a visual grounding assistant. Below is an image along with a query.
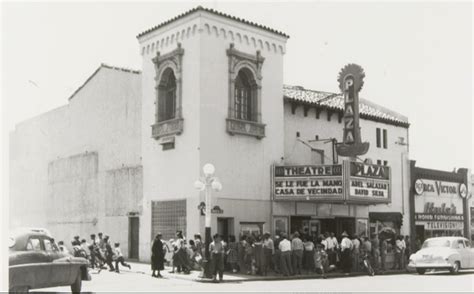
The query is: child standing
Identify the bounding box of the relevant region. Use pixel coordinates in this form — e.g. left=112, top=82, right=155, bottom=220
left=113, top=242, right=131, bottom=273
left=314, top=244, right=327, bottom=278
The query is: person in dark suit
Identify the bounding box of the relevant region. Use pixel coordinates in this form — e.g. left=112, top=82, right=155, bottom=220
left=104, top=235, right=115, bottom=271
left=151, top=233, right=165, bottom=278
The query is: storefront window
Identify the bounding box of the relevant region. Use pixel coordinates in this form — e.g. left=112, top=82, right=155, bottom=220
left=370, top=220, right=399, bottom=253
left=273, top=217, right=288, bottom=237
left=356, top=219, right=368, bottom=238
left=240, top=222, right=263, bottom=237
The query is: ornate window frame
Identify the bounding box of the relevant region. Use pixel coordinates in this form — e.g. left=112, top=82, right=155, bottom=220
left=226, top=43, right=266, bottom=139
left=151, top=43, right=184, bottom=141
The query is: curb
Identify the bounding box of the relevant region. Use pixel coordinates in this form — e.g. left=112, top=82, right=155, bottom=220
left=167, top=270, right=410, bottom=283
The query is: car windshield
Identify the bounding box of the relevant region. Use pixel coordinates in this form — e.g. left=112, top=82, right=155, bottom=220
left=422, top=239, right=451, bottom=248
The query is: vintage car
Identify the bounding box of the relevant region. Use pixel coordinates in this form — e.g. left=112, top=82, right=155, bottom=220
left=9, top=228, right=90, bottom=292
left=409, top=236, right=474, bottom=275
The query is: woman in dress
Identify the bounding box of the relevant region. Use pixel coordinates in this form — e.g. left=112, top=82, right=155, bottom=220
left=151, top=233, right=165, bottom=278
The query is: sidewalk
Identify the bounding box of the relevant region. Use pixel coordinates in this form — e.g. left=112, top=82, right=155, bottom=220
left=123, top=262, right=412, bottom=283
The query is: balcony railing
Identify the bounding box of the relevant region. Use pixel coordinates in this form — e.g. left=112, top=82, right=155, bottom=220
left=226, top=118, right=265, bottom=139
left=152, top=118, right=184, bottom=140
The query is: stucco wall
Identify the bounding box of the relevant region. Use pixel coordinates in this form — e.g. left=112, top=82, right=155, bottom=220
left=138, top=12, right=288, bottom=258
left=139, top=15, right=202, bottom=261
left=10, top=66, right=142, bottom=257
left=198, top=14, right=286, bottom=236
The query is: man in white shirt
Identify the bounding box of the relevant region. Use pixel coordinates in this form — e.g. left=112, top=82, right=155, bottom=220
left=340, top=232, right=353, bottom=273
left=278, top=233, right=292, bottom=276
left=325, top=232, right=336, bottom=266
left=331, top=233, right=339, bottom=250
left=400, top=237, right=406, bottom=268
left=263, top=232, right=274, bottom=275
left=351, top=235, right=361, bottom=272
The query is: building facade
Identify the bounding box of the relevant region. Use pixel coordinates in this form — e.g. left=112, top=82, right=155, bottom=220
left=408, top=162, right=470, bottom=250
left=10, top=7, right=412, bottom=262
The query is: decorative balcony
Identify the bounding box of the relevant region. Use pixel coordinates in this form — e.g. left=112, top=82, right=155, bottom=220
left=226, top=118, right=265, bottom=139
left=151, top=118, right=184, bottom=140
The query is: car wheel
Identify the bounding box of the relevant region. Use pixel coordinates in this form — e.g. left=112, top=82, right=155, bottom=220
left=71, top=271, right=82, bottom=293
left=416, top=268, right=426, bottom=275
left=449, top=261, right=460, bottom=274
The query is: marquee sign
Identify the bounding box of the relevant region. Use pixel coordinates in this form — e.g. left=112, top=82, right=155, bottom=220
left=273, top=164, right=344, bottom=201
left=272, top=161, right=391, bottom=204
left=336, top=64, right=370, bottom=157
left=347, top=161, right=391, bottom=203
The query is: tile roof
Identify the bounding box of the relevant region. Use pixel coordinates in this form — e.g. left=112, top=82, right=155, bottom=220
left=68, top=64, right=141, bottom=101
left=137, top=6, right=289, bottom=39
left=283, top=85, right=409, bottom=127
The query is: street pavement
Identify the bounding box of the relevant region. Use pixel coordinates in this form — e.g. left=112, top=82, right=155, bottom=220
left=35, top=262, right=474, bottom=292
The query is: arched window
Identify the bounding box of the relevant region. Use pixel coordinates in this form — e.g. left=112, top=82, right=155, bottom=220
left=158, top=68, right=176, bottom=122
left=226, top=44, right=265, bottom=138
left=234, top=70, right=253, bottom=121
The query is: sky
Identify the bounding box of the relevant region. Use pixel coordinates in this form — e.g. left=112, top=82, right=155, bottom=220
left=1, top=0, right=473, bottom=171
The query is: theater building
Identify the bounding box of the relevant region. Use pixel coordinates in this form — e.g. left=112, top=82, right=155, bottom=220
left=10, top=6, right=411, bottom=262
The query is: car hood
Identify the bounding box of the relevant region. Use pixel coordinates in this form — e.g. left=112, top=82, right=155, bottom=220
left=412, top=247, right=454, bottom=258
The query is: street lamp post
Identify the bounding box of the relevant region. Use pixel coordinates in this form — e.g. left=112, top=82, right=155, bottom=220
left=194, top=163, right=222, bottom=278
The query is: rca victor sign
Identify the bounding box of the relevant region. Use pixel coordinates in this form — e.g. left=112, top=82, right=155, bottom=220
left=272, top=161, right=391, bottom=204
left=414, top=179, right=465, bottom=233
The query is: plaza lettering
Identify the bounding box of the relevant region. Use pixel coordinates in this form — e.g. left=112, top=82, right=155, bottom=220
left=351, top=162, right=389, bottom=180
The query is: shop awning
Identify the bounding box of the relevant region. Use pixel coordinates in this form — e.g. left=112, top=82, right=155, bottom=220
left=369, top=212, right=403, bottom=227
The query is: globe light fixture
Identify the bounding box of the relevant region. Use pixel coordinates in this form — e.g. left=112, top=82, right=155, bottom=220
left=211, top=180, right=222, bottom=191
left=194, top=180, right=205, bottom=191
left=203, top=163, right=215, bottom=176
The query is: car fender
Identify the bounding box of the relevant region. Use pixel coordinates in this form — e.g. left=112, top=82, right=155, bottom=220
left=9, top=263, right=42, bottom=290
left=445, top=253, right=462, bottom=266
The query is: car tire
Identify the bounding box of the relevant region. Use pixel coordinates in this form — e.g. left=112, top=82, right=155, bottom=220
left=449, top=261, right=460, bottom=275
left=416, top=268, right=426, bottom=275
left=71, top=271, right=82, bottom=293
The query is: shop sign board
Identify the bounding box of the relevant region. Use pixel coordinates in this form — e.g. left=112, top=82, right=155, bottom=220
left=347, top=161, right=391, bottom=203
left=414, top=178, right=465, bottom=233
left=272, top=161, right=391, bottom=204
left=272, top=165, right=344, bottom=201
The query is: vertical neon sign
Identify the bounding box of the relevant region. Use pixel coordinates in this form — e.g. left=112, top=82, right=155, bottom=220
left=336, top=64, right=370, bottom=157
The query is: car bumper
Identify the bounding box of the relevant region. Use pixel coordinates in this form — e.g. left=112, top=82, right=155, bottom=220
left=409, top=261, right=453, bottom=268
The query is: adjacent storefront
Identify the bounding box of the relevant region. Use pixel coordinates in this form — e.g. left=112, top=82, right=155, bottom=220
left=409, top=162, right=469, bottom=250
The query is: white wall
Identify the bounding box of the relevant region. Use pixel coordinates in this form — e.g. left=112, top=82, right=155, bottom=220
left=10, top=66, right=142, bottom=256
left=138, top=15, right=202, bottom=261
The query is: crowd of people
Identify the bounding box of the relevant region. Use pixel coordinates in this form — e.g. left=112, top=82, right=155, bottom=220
left=150, top=229, right=413, bottom=282
left=54, top=228, right=413, bottom=282
left=56, top=232, right=131, bottom=273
